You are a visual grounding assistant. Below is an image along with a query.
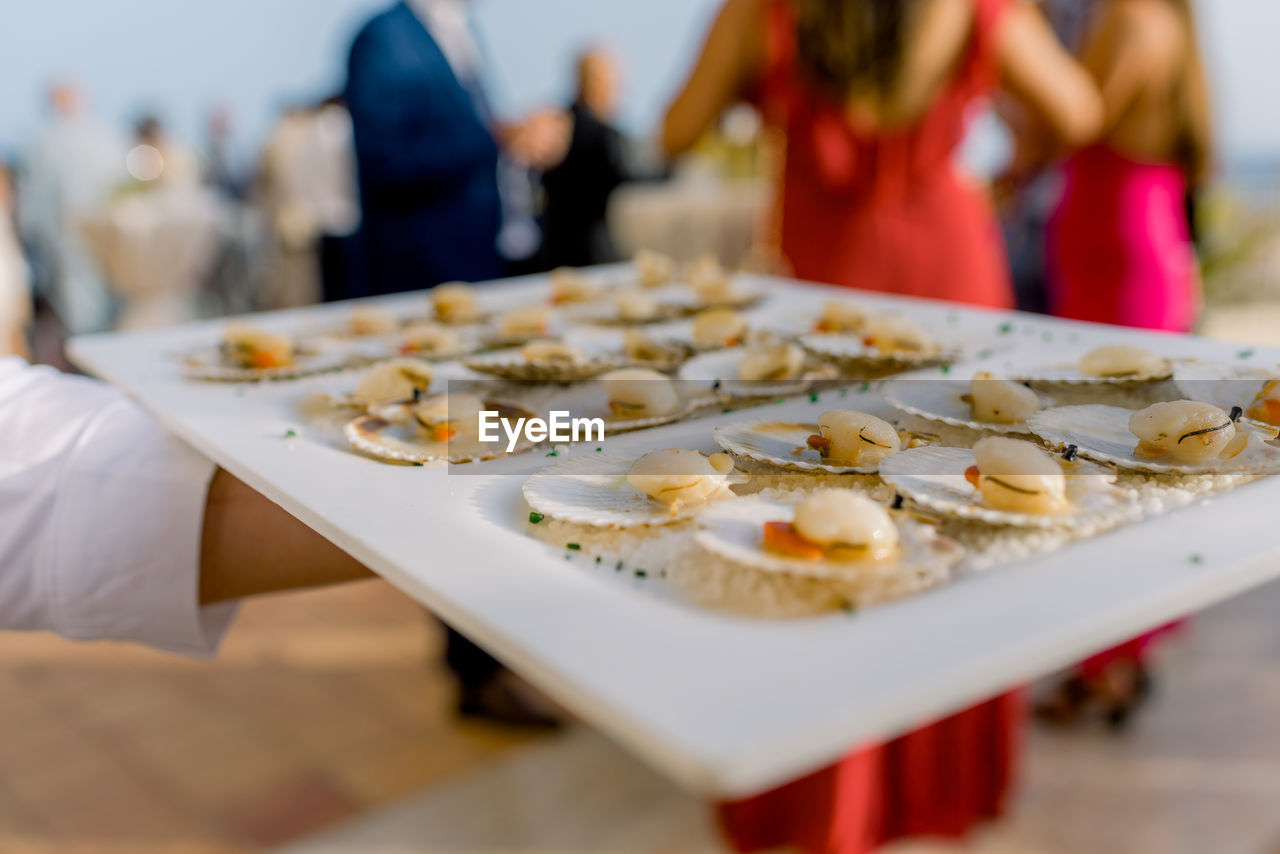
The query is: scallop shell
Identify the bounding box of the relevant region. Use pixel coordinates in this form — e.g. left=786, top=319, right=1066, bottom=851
left=462, top=349, right=624, bottom=383
left=713, top=420, right=885, bottom=474
left=1016, top=359, right=1173, bottom=386
left=344, top=399, right=538, bottom=464
left=881, top=377, right=1047, bottom=435
left=542, top=384, right=714, bottom=435
left=694, top=497, right=962, bottom=580
left=181, top=345, right=352, bottom=382
left=879, top=445, right=1134, bottom=530
left=621, top=339, right=696, bottom=372
left=677, top=348, right=821, bottom=399
left=1026, top=404, right=1280, bottom=475
left=522, top=451, right=745, bottom=528
left=1173, top=362, right=1279, bottom=424
left=565, top=300, right=685, bottom=327
left=799, top=333, right=953, bottom=373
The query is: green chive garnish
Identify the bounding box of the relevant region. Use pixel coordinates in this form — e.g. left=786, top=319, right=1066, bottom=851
left=528, top=512, right=545, bottom=524
left=566, top=543, right=581, bottom=550
left=809, top=392, right=820, bottom=403
left=283, top=429, right=297, bottom=439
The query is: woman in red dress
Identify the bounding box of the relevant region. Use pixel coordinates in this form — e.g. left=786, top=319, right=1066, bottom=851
left=662, top=2, right=1101, bottom=852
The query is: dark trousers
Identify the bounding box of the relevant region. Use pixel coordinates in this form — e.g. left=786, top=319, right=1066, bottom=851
left=443, top=626, right=502, bottom=689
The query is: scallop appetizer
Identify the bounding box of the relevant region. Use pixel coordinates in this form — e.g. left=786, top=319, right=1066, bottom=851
left=626, top=449, right=739, bottom=515
left=686, top=255, right=735, bottom=304
left=808, top=410, right=901, bottom=467
left=601, top=368, right=682, bottom=419
left=432, top=282, right=482, bottom=325
left=1246, top=380, right=1280, bottom=426
left=965, top=437, right=1069, bottom=515
left=411, top=392, right=487, bottom=443
left=634, top=249, right=675, bottom=287
left=350, top=359, right=434, bottom=407
left=1129, top=400, right=1245, bottom=463
left=616, top=288, right=660, bottom=323
left=814, top=300, right=868, bottom=334
left=862, top=314, right=934, bottom=354
left=1079, top=345, right=1171, bottom=379
left=549, top=267, right=600, bottom=304
left=522, top=449, right=743, bottom=528
left=222, top=326, right=295, bottom=369
left=522, top=339, right=586, bottom=365
left=400, top=321, right=465, bottom=358
left=739, top=342, right=805, bottom=382
left=348, top=307, right=399, bottom=336
left=762, top=491, right=900, bottom=563
left=967, top=373, right=1042, bottom=424
left=692, top=308, right=747, bottom=350
left=623, top=329, right=692, bottom=369
left=495, top=305, right=551, bottom=341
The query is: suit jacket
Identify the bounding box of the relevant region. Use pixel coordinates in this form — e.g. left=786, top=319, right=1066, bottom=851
left=346, top=2, right=503, bottom=296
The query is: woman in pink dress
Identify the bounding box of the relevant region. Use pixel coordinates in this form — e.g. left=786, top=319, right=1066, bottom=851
left=662, top=1, right=1101, bottom=851
left=1042, top=0, right=1213, bottom=724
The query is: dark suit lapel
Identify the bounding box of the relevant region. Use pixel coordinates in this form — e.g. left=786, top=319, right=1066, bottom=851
left=395, top=1, right=492, bottom=128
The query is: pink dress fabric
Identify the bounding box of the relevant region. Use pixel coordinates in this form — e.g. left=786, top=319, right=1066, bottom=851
left=1048, top=145, right=1199, bottom=332
left=1048, top=145, right=1199, bottom=675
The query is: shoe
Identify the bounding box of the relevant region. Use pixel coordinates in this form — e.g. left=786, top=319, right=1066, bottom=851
left=457, top=672, right=564, bottom=730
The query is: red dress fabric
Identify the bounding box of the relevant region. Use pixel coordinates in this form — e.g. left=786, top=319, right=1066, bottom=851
left=754, top=0, right=1013, bottom=309
left=718, top=4, right=1024, bottom=854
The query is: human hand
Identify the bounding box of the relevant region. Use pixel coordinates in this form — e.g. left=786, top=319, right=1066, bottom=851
left=504, top=109, right=572, bottom=170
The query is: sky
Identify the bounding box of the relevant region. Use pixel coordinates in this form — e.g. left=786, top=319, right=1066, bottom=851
left=0, top=0, right=1276, bottom=170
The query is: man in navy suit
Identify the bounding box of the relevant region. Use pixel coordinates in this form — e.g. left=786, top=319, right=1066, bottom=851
left=346, top=0, right=565, bottom=296
left=345, top=1, right=566, bottom=727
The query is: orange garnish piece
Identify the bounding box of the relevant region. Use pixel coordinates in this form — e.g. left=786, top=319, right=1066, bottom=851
left=250, top=351, right=285, bottom=369
left=964, top=465, right=980, bottom=487
left=1265, top=399, right=1280, bottom=425
left=763, top=521, right=825, bottom=560
left=430, top=424, right=457, bottom=442
left=807, top=434, right=831, bottom=450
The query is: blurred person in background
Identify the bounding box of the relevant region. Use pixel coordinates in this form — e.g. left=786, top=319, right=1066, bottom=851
left=203, top=105, right=247, bottom=202
left=256, top=104, right=325, bottom=309
left=256, top=96, right=361, bottom=308
left=663, top=1, right=1101, bottom=851
left=18, top=80, right=126, bottom=337
left=1046, top=0, right=1211, bottom=332
left=1034, top=0, right=1213, bottom=726
left=130, top=114, right=200, bottom=188
left=0, top=165, right=32, bottom=357
left=301, top=95, right=365, bottom=304
left=345, top=0, right=567, bottom=727
left=537, top=46, right=631, bottom=269
left=345, top=0, right=568, bottom=298
left=663, top=0, right=1100, bottom=310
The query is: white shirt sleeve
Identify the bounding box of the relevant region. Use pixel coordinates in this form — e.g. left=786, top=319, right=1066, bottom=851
left=0, top=359, right=236, bottom=656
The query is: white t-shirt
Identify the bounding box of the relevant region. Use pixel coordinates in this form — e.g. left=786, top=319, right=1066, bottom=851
left=0, top=358, right=234, bottom=656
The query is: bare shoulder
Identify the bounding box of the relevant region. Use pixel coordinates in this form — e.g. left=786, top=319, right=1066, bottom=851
left=1100, top=0, right=1186, bottom=65
left=907, top=0, right=976, bottom=80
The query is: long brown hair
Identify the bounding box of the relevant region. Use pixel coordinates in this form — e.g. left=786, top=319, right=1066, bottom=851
left=1168, top=0, right=1213, bottom=184
left=793, top=0, right=924, bottom=98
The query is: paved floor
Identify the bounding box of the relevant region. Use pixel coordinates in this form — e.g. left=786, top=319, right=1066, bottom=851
left=4, top=571, right=1279, bottom=854
left=0, top=580, right=537, bottom=854
left=282, top=576, right=1280, bottom=854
